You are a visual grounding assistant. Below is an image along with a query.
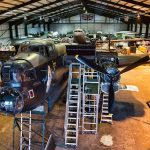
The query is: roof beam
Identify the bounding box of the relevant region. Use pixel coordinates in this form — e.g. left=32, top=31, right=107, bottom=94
left=0, top=1, right=15, bottom=6
left=0, top=0, right=41, bottom=15
left=28, top=9, right=83, bottom=25
left=119, top=0, right=150, bottom=8
left=86, top=0, right=150, bottom=23
left=86, top=6, right=122, bottom=20
left=59, top=10, right=83, bottom=20
left=0, top=0, right=64, bottom=25
left=95, top=0, right=146, bottom=13
left=86, top=3, right=125, bottom=18
left=26, top=6, right=82, bottom=24
left=9, top=1, right=80, bottom=25
left=87, top=1, right=129, bottom=15
left=88, top=8, right=127, bottom=23
left=41, top=5, right=81, bottom=19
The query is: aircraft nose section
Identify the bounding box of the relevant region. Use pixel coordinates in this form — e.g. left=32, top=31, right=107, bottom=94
left=0, top=87, right=24, bottom=115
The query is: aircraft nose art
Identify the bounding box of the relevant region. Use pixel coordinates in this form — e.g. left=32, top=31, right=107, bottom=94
left=0, top=87, right=24, bottom=114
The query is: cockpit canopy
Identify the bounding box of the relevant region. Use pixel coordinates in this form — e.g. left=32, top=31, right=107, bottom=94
left=18, top=42, right=54, bottom=57
left=73, top=28, right=84, bottom=33
left=1, top=60, right=36, bottom=83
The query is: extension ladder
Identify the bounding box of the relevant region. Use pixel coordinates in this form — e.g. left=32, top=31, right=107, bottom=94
left=100, top=93, right=112, bottom=124
left=64, top=63, right=81, bottom=146
left=20, top=111, right=32, bottom=150
left=82, top=66, right=100, bottom=134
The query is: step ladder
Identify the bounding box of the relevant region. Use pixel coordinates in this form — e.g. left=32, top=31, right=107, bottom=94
left=100, top=93, right=113, bottom=124
left=64, top=63, right=81, bottom=147
left=20, top=111, right=32, bottom=150
left=82, top=66, right=100, bottom=134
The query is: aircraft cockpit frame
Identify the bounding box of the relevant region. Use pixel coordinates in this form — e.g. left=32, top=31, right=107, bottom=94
left=17, top=40, right=56, bottom=59
left=1, top=59, right=37, bottom=85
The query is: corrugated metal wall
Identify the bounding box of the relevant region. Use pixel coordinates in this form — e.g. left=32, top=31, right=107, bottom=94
left=50, top=14, right=127, bottom=34
left=18, top=24, right=25, bottom=38
left=0, top=14, right=149, bottom=44
left=0, top=23, right=10, bottom=45
left=50, top=23, right=127, bottom=34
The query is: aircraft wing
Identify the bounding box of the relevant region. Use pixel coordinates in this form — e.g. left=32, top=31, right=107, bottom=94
left=110, top=38, right=146, bottom=42
left=96, top=38, right=150, bottom=43
left=118, top=54, right=148, bottom=67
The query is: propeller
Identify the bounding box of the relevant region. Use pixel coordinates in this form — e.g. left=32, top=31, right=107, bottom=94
left=75, top=55, right=118, bottom=114
left=75, top=54, right=150, bottom=114
left=120, top=55, right=150, bottom=74
left=75, top=55, right=108, bottom=74
left=108, top=78, right=114, bottom=114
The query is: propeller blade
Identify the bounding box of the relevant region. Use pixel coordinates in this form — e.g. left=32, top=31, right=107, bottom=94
left=75, top=55, right=108, bottom=74
left=108, top=80, right=115, bottom=114
left=120, top=55, right=150, bottom=74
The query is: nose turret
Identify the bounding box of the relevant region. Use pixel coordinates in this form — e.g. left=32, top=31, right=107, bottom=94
left=1, top=60, right=21, bottom=80
left=0, top=87, right=24, bottom=114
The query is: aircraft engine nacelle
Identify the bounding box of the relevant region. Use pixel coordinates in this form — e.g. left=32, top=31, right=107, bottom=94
left=101, top=66, right=120, bottom=94
left=97, top=52, right=120, bottom=94
left=0, top=87, right=24, bottom=114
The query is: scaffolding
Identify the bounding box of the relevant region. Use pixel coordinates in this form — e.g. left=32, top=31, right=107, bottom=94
left=64, top=62, right=113, bottom=147
left=13, top=106, right=46, bottom=150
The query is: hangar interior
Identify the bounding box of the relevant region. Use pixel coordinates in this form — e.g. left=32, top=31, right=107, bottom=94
left=0, top=0, right=150, bottom=150
left=0, top=0, right=149, bottom=43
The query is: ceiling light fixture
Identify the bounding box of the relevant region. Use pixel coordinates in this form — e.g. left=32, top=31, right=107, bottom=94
left=40, top=16, right=42, bottom=20
left=24, top=16, right=27, bottom=20
left=136, top=13, right=141, bottom=23
left=124, top=15, right=129, bottom=22
left=52, top=18, right=54, bottom=22
left=44, top=17, right=49, bottom=22
left=137, top=13, right=140, bottom=19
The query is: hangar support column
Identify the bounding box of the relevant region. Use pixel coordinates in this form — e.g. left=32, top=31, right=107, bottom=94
left=9, top=23, right=13, bottom=39
left=139, top=23, right=143, bottom=36
left=32, top=24, right=35, bottom=28
left=130, top=23, right=133, bottom=31
left=127, top=23, right=130, bottom=31
left=43, top=22, right=46, bottom=31
left=24, top=23, right=28, bottom=36
left=38, top=22, right=41, bottom=28
left=145, top=23, right=149, bottom=38
left=47, top=22, right=50, bottom=31
left=15, top=24, right=18, bottom=38
left=134, top=23, right=137, bottom=32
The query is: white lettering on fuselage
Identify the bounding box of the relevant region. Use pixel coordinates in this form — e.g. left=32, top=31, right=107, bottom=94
left=28, top=89, right=34, bottom=99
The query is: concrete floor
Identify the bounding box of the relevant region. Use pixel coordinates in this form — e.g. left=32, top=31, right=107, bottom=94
left=0, top=64, right=150, bottom=150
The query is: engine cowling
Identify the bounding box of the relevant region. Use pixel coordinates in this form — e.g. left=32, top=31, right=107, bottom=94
left=101, top=64, right=120, bottom=94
